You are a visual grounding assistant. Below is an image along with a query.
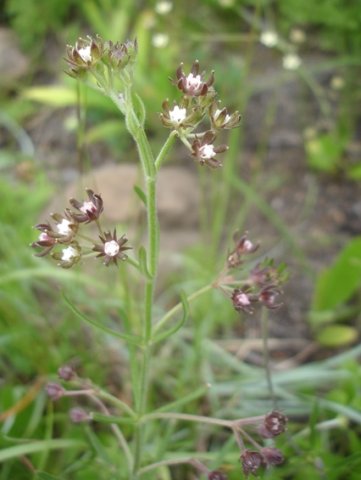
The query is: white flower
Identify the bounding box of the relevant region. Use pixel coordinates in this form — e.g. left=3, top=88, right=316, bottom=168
left=152, top=33, right=169, bottom=48
left=155, top=1, right=173, bottom=15
left=169, top=105, right=187, bottom=125
left=56, top=219, right=72, bottom=235
left=290, top=28, right=306, bottom=44
left=61, top=246, right=79, bottom=262
left=330, top=76, right=345, bottom=90
left=199, top=144, right=216, bottom=159
left=215, top=108, right=231, bottom=123
left=260, top=30, right=278, bottom=48
left=282, top=53, right=302, bottom=71
left=104, top=240, right=120, bottom=257
left=185, top=73, right=202, bottom=92
left=80, top=201, right=96, bottom=214
left=78, top=46, right=92, bottom=63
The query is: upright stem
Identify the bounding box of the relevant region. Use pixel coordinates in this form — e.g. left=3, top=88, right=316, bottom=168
left=261, top=308, right=277, bottom=408
left=110, top=84, right=160, bottom=479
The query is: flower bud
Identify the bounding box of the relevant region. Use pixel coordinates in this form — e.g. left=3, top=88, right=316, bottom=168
left=262, top=410, right=288, bottom=437
left=240, top=450, right=264, bottom=476
left=69, top=407, right=91, bottom=423
left=260, top=447, right=284, bottom=466
left=58, top=365, right=75, bottom=381
left=208, top=470, right=227, bottom=480
left=46, top=382, right=65, bottom=401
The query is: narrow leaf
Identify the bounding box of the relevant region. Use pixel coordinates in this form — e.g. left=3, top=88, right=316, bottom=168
left=62, top=294, right=141, bottom=346
left=138, top=247, right=152, bottom=279
left=152, top=291, right=190, bottom=344
left=134, top=185, right=147, bottom=206
left=0, top=439, right=84, bottom=463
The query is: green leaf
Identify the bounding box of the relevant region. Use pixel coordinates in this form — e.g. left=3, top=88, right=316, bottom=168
left=305, top=133, right=344, bottom=172
left=23, top=86, right=77, bottom=107
left=36, top=473, right=63, bottom=480
left=312, top=237, right=361, bottom=311
left=0, top=439, right=84, bottom=463
left=133, top=185, right=147, bottom=206
left=152, top=291, right=190, bottom=344
left=316, top=325, right=358, bottom=347
left=347, top=162, right=361, bottom=180
left=138, top=246, right=152, bottom=279
left=62, top=294, right=141, bottom=346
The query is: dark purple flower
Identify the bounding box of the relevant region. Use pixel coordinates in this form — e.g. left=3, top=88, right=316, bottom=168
left=191, top=131, right=228, bottom=168
left=65, top=35, right=104, bottom=77
left=231, top=287, right=257, bottom=314
left=175, top=60, right=214, bottom=97
left=93, top=230, right=131, bottom=266
left=261, top=447, right=284, bottom=466
left=209, top=101, right=241, bottom=130
left=227, top=232, right=259, bottom=268
left=51, top=242, right=82, bottom=269
left=160, top=99, right=202, bottom=130
left=262, top=410, right=288, bottom=437
left=258, top=285, right=283, bottom=309
left=31, top=224, right=57, bottom=257
left=240, top=450, right=265, bottom=476
left=69, top=189, right=104, bottom=223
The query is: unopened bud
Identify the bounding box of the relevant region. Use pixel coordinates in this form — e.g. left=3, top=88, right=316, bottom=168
left=46, top=382, right=65, bottom=401
left=69, top=407, right=91, bottom=423
left=58, top=365, right=75, bottom=381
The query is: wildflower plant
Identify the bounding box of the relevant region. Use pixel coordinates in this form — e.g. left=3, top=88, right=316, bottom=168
left=33, top=35, right=288, bottom=479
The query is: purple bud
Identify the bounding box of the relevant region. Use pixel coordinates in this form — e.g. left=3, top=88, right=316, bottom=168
left=240, top=450, right=264, bottom=476
left=45, top=382, right=65, bottom=401
left=261, top=447, right=284, bottom=466
left=263, top=410, right=288, bottom=437
left=69, top=407, right=91, bottom=423
left=58, top=365, right=75, bottom=381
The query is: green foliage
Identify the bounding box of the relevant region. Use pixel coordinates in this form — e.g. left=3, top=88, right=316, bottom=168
left=310, top=237, right=361, bottom=346
left=5, top=0, right=75, bottom=51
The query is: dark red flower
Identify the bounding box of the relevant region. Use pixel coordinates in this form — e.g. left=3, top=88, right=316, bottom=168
left=260, top=447, right=284, bottom=466
left=258, top=285, right=283, bottom=309
left=191, top=131, right=228, bottom=168
left=227, top=231, right=259, bottom=268
left=69, top=189, right=104, bottom=223
left=231, top=287, right=257, bottom=314
left=240, top=450, right=265, bottom=476
left=175, top=60, right=214, bottom=97
left=262, top=410, right=288, bottom=437
left=93, top=229, right=131, bottom=266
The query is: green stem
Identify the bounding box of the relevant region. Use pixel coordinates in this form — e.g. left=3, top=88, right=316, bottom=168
left=155, top=130, right=178, bottom=171
left=110, top=84, right=161, bottom=479
left=153, top=284, right=213, bottom=334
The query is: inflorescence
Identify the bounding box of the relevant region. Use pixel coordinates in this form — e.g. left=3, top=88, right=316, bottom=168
left=32, top=188, right=130, bottom=268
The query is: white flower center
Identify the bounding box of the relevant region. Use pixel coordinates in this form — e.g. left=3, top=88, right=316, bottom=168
left=260, top=31, right=278, bottom=48
left=78, top=46, right=92, bottom=62
left=215, top=108, right=231, bottom=123
left=152, top=33, right=169, bottom=48
left=199, top=144, right=216, bottom=159
left=155, top=1, right=173, bottom=15
left=61, top=246, right=78, bottom=262
left=80, top=201, right=96, bottom=214
left=104, top=240, right=120, bottom=257
left=282, top=53, right=301, bottom=71
left=243, top=239, right=254, bottom=251
left=169, top=106, right=187, bottom=125
left=237, top=293, right=251, bottom=306
left=39, top=232, right=51, bottom=242
left=57, top=219, right=72, bottom=235
left=186, top=73, right=202, bottom=92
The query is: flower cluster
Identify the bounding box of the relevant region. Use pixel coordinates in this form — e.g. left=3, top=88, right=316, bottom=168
left=65, top=35, right=137, bottom=79
left=239, top=410, right=287, bottom=477
left=216, top=232, right=287, bottom=314
left=32, top=189, right=130, bottom=268
left=161, top=60, right=241, bottom=168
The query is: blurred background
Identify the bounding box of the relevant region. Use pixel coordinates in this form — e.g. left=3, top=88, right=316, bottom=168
left=0, top=0, right=360, bottom=479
